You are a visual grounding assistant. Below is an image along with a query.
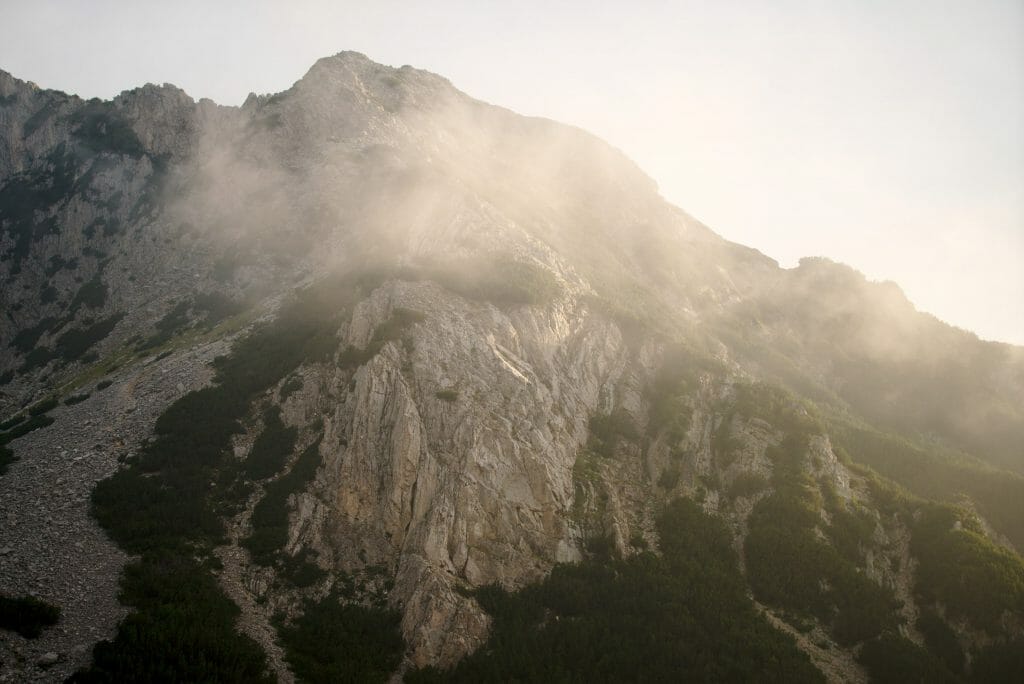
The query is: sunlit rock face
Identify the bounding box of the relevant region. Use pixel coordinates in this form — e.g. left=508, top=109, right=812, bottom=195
left=2, top=51, right=1022, bottom=677
left=280, top=280, right=630, bottom=664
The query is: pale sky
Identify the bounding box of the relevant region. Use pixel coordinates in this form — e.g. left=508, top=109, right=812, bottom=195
left=2, top=1, right=1022, bottom=344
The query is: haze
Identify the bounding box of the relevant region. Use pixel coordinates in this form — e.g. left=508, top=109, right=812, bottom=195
left=1, top=0, right=1021, bottom=343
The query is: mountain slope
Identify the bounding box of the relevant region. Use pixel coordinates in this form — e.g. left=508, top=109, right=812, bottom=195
left=1, top=52, right=1022, bottom=683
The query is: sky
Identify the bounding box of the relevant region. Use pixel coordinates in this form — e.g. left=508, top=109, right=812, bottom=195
left=2, top=1, right=1022, bottom=344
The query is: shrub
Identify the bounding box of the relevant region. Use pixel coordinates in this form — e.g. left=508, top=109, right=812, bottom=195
left=657, top=466, right=681, bottom=490
left=856, top=632, right=958, bottom=684
left=0, top=414, right=55, bottom=445
left=428, top=255, right=561, bottom=306
left=971, top=638, right=1024, bottom=682
left=138, top=301, right=191, bottom=350
left=28, top=396, right=59, bottom=416
left=11, top=317, right=57, bottom=353
left=0, top=414, right=26, bottom=431
left=70, top=274, right=108, bottom=311
left=745, top=428, right=900, bottom=645
left=277, top=591, right=404, bottom=684
left=243, top=439, right=322, bottom=566
left=587, top=410, right=638, bottom=458
left=278, top=375, right=303, bottom=401
left=911, top=504, right=1024, bottom=632
left=54, top=314, right=124, bottom=363
left=69, top=101, right=146, bottom=158
left=0, top=445, right=15, bottom=475
left=70, top=553, right=272, bottom=682
left=0, top=594, right=60, bottom=638
left=916, top=608, right=964, bottom=675
left=242, top=407, right=297, bottom=481
left=408, top=499, right=821, bottom=683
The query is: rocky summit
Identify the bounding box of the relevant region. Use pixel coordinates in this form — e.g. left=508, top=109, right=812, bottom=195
left=1, top=52, right=1022, bottom=683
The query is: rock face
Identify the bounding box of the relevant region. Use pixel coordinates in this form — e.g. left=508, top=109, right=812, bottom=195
left=1, top=51, right=1023, bottom=680
left=285, top=282, right=624, bottom=665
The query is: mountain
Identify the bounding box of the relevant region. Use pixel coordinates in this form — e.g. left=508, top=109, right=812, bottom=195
left=1, top=52, right=1022, bottom=682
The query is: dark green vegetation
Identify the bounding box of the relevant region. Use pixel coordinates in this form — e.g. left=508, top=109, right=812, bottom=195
left=434, top=389, right=459, bottom=402
left=917, top=608, right=965, bottom=675
left=911, top=504, right=1024, bottom=633
left=69, top=553, right=272, bottom=683
left=138, top=301, right=191, bottom=350
left=77, top=272, right=396, bottom=681
left=646, top=344, right=704, bottom=440
left=585, top=410, right=638, bottom=458
left=0, top=395, right=59, bottom=449
left=278, top=375, right=303, bottom=401
left=571, top=410, right=641, bottom=526
left=856, top=632, right=958, bottom=684
left=276, top=592, right=404, bottom=684
left=242, top=407, right=298, bottom=481
left=0, top=145, right=78, bottom=274
left=90, top=279, right=357, bottom=552
left=11, top=317, right=57, bottom=354
left=830, top=422, right=1024, bottom=551
left=56, top=314, right=123, bottom=362
left=18, top=313, right=124, bottom=373
left=70, top=274, right=108, bottom=310
left=972, top=638, right=1024, bottom=683
left=744, top=433, right=901, bottom=646
left=726, top=471, right=769, bottom=500
left=0, top=414, right=26, bottom=431
left=722, top=381, right=1024, bottom=680
left=0, top=594, right=60, bottom=638
left=727, top=257, right=1024, bottom=475
left=410, top=499, right=822, bottom=683
left=69, top=100, right=146, bottom=158
left=137, top=294, right=245, bottom=350
left=28, top=396, right=59, bottom=416
left=1, top=112, right=147, bottom=279
left=0, top=445, right=14, bottom=475
left=423, top=254, right=561, bottom=306
left=0, top=414, right=55, bottom=445
left=243, top=438, right=321, bottom=567
left=337, top=306, right=425, bottom=369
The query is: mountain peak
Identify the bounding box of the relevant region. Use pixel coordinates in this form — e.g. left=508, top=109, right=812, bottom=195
left=292, top=50, right=454, bottom=103
left=1, top=50, right=1022, bottom=684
